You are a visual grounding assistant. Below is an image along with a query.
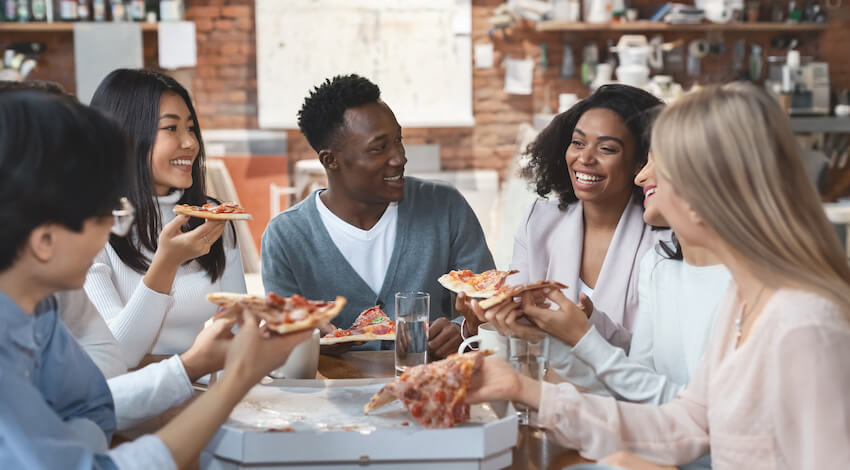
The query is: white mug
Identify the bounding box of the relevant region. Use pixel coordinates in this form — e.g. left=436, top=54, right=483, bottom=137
left=458, top=323, right=507, bottom=360
left=269, top=329, right=320, bottom=379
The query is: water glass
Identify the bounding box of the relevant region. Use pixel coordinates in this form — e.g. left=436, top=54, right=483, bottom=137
left=507, top=334, right=550, bottom=425
left=394, top=292, right=430, bottom=376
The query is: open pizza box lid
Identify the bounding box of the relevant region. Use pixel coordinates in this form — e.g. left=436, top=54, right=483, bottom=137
left=201, top=378, right=518, bottom=469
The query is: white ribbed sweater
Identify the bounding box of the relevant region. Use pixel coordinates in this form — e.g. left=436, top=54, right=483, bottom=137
left=84, top=191, right=246, bottom=367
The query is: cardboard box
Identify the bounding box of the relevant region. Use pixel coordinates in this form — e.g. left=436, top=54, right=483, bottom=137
left=201, top=378, right=518, bottom=469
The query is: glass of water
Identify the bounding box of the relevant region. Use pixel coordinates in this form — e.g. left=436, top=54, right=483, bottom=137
left=394, top=291, right=429, bottom=376
left=507, top=334, right=550, bottom=425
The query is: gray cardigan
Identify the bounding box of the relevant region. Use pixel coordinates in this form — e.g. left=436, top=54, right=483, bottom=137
left=261, top=177, right=495, bottom=346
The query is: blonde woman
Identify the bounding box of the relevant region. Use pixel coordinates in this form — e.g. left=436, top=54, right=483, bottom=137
left=466, top=83, right=850, bottom=469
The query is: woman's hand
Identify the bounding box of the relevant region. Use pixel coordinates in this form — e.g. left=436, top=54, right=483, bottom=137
left=156, top=214, right=227, bottom=267
left=522, top=289, right=590, bottom=346
left=180, top=316, right=236, bottom=382
left=467, top=357, right=542, bottom=409
left=600, top=451, right=676, bottom=470
left=224, top=310, right=313, bottom=391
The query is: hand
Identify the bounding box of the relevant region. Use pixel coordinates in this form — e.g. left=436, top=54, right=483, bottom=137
left=600, top=451, right=676, bottom=470
left=155, top=215, right=227, bottom=267
left=223, top=310, right=313, bottom=390
left=467, top=357, right=541, bottom=409
left=180, top=316, right=236, bottom=382
left=481, top=297, right=545, bottom=342
left=456, top=292, right=484, bottom=336
left=522, top=289, right=589, bottom=346
left=428, top=317, right=463, bottom=359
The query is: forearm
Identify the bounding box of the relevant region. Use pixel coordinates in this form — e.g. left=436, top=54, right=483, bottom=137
left=516, top=375, right=542, bottom=410
left=155, top=374, right=251, bottom=469
left=143, top=252, right=180, bottom=295
left=108, top=355, right=194, bottom=431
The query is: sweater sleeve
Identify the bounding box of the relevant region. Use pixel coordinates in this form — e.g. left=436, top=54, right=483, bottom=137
left=107, top=355, right=194, bottom=431
left=587, top=308, right=633, bottom=352
left=55, top=289, right=128, bottom=379
left=769, top=323, right=850, bottom=468
left=261, top=217, right=301, bottom=297
left=537, top=350, right=711, bottom=465
left=84, top=249, right=174, bottom=368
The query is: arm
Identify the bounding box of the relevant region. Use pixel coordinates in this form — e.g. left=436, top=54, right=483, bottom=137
left=770, top=323, right=850, bottom=467
left=219, top=224, right=247, bottom=294
left=261, top=219, right=300, bottom=297
left=55, top=289, right=128, bottom=379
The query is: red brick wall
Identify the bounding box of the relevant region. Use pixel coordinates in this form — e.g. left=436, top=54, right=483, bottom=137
left=5, top=0, right=850, bottom=174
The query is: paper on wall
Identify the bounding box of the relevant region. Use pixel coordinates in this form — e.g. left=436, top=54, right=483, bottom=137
left=158, top=21, right=197, bottom=69
left=504, top=57, right=534, bottom=95
left=474, top=43, right=494, bottom=68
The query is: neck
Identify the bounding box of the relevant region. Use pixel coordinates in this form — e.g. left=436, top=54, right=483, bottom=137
left=715, top=244, right=774, bottom=305
left=321, top=188, right=389, bottom=230
left=681, top=242, right=721, bottom=266
left=582, top=192, right=631, bottom=231
left=0, top=268, right=52, bottom=314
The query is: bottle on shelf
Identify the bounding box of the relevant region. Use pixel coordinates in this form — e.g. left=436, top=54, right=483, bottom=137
left=59, top=0, right=78, bottom=20
left=109, top=0, right=125, bottom=20
left=16, top=0, right=30, bottom=21
left=32, top=0, right=46, bottom=20
left=4, top=0, right=16, bottom=21
left=93, top=0, right=105, bottom=20
left=129, top=0, right=143, bottom=20
left=78, top=0, right=90, bottom=20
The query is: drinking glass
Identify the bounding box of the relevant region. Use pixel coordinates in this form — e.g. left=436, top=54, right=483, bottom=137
left=394, top=292, right=430, bottom=376
left=507, top=334, right=550, bottom=425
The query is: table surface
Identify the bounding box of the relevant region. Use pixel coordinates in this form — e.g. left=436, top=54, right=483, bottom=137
left=133, top=351, right=590, bottom=469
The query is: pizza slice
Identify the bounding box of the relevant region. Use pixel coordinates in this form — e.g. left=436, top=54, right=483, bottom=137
left=477, top=280, right=568, bottom=310
left=437, top=269, right=519, bottom=298
left=320, top=306, right=396, bottom=345
left=363, top=350, right=492, bottom=429
left=174, top=202, right=253, bottom=220
left=207, top=292, right=345, bottom=334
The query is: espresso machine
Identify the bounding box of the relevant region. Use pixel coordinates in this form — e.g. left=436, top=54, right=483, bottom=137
left=765, top=55, right=830, bottom=115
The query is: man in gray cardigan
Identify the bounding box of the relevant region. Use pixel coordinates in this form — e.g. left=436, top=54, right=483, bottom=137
left=261, top=74, right=494, bottom=357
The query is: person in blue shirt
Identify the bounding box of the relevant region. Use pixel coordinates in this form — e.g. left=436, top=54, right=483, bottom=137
left=0, top=91, right=311, bottom=469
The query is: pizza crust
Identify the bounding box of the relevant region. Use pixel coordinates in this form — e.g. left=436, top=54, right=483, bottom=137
left=206, top=292, right=345, bottom=334
left=173, top=205, right=253, bottom=220
left=320, top=332, right=395, bottom=345
left=478, top=280, right=568, bottom=310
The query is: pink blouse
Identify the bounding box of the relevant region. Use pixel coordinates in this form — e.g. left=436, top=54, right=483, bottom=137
left=537, top=286, right=850, bottom=469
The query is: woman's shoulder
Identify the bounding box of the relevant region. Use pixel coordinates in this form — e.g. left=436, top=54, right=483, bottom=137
left=767, top=289, right=850, bottom=336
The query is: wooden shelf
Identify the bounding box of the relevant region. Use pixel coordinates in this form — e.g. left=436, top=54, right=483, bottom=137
left=536, top=20, right=829, bottom=32
left=0, top=21, right=158, bottom=32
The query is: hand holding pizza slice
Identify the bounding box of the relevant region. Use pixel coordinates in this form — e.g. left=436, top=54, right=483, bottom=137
left=206, top=292, right=345, bottom=334
left=363, top=350, right=492, bottom=429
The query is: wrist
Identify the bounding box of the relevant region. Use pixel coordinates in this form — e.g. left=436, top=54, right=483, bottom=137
left=516, top=375, right=542, bottom=410
left=179, top=350, right=206, bottom=383
left=564, top=324, right=590, bottom=347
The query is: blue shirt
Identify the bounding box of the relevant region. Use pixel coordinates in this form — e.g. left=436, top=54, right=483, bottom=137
left=0, top=291, right=118, bottom=469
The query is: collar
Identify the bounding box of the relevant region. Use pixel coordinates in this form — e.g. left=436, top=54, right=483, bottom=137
left=157, top=189, right=185, bottom=206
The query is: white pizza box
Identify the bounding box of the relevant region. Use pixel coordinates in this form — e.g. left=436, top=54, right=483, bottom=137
left=200, top=378, right=518, bottom=469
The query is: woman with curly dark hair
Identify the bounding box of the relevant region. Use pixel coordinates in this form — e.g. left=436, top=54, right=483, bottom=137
left=460, top=84, right=666, bottom=378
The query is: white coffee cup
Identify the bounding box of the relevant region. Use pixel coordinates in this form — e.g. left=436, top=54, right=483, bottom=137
left=269, top=328, right=320, bottom=379
left=458, top=323, right=508, bottom=359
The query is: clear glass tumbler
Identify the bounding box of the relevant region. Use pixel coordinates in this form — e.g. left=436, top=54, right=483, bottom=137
left=507, top=334, right=550, bottom=425
left=394, top=291, right=430, bottom=376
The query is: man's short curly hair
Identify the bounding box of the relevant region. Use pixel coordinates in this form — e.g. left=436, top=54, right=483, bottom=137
left=523, top=84, right=663, bottom=210
left=297, top=74, right=381, bottom=152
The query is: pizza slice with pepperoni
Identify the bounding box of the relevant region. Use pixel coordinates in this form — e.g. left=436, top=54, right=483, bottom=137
left=320, top=306, right=396, bottom=345
left=206, top=292, right=344, bottom=334
left=174, top=202, right=253, bottom=220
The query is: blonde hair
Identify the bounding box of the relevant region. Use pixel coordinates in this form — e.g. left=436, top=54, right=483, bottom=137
left=651, top=82, right=850, bottom=314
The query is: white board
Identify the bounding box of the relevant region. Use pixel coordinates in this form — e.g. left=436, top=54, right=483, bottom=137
left=256, top=0, right=473, bottom=129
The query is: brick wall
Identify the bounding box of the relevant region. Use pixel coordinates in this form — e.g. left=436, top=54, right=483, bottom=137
left=5, top=0, right=850, bottom=174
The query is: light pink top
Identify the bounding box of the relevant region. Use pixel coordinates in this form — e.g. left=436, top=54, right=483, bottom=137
left=537, top=286, right=850, bottom=469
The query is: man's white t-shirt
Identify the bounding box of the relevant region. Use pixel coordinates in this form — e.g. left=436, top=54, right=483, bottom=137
left=315, top=192, right=397, bottom=295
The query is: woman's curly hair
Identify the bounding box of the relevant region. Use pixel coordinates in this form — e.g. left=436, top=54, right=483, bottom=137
left=523, top=84, right=664, bottom=210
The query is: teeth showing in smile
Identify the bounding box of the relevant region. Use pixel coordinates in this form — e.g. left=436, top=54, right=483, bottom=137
left=646, top=188, right=656, bottom=197
left=170, top=159, right=192, bottom=166
left=384, top=175, right=402, bottom=182
left=575, top=172, right=603, bottom=183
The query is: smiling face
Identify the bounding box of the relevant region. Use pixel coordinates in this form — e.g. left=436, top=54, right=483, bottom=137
left=150, top=91, right=199, bottom=196
left=634, top=151, right=667, bottom=227
left=565, top=108, right=638, bottom=206
left=329, top=101, right=407, bottom=204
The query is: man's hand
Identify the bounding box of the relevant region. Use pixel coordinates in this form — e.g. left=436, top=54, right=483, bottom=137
left=600, top=451, right=676, bottom=470
left=180, top=316, right=236, bottom=382
left=428, top=317, right=463, bottom=359
left=456, top=292, right=484, bottom=336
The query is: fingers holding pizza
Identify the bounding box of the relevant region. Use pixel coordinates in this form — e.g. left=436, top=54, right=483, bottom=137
left=157, top=214, right=227, bottom=265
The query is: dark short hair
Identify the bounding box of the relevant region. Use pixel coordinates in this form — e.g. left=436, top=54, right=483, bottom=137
left=0, top=91, right=130, bottom=270
left=297, top=74, right=381, bottom=152
left=0, top=79, right=72, bottom=98
left=524, top=84, right=664, bottom=209
left=91, top=68, right=231, bottom=282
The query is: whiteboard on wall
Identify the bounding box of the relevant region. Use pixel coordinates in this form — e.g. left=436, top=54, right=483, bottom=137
left=255, top=0, right=473, bottom=129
